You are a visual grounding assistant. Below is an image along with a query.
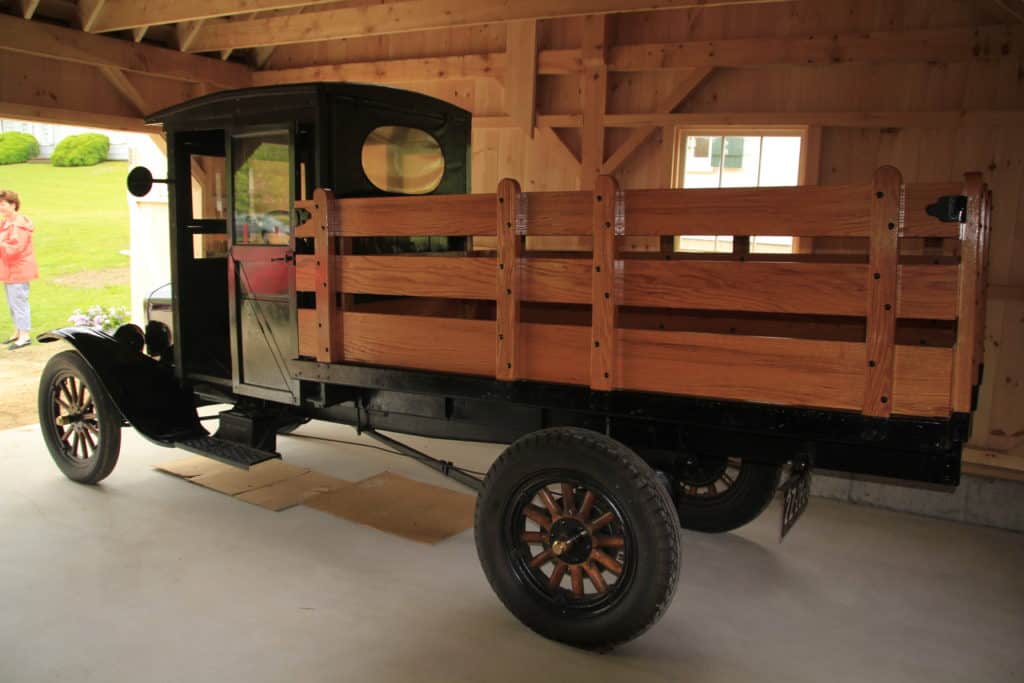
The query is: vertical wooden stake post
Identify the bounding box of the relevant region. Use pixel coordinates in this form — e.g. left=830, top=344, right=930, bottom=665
left=863, top=166, right=901, bottom=417
left=496, top=178, right=523, bottom=380
left=952, top=172, right=984, bottom=412
left=591, top=175, right=619, bottom=391
left=313, top=187, right=342, bottom=363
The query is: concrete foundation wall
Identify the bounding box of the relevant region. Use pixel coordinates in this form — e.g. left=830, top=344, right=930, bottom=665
left=812, top=471, right=1024, bottom=533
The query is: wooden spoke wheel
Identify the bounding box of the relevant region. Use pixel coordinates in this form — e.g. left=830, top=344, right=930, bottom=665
left=645, top=449, right=782, bottom=534
left=511, top=477, right=632, bottom=609
left=475, top=428, right=681, bottom=650
left=39, top=350, right=122, bottom=484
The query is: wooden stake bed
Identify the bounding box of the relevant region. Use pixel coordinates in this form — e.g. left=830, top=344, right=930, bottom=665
left=293, top=167, right=989, bottom=420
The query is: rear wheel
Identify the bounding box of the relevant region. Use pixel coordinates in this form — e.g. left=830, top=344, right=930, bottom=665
left=475, top=428, right=681, bottom=650
left=648, top=450, right=781, bottom=533
left=38, top=350, right=122, bottom=484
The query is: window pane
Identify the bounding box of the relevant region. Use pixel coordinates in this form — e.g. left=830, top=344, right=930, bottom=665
left=758, top=137, right=801, bottom=187
left=681, top=136, right=721, bottom=188
left=362, top=126, right=444, bottom=195
left=233, top=132, right=290, bottom=246
left=718, top=136, right=762, bottom=188
left=191, top=154, right=227, bottom=220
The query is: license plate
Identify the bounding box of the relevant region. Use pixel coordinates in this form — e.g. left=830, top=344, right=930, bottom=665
left=779, top=465, right=811, bottom=541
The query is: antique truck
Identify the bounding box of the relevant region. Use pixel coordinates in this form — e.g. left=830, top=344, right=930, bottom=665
left=36, top=83, right=990, bottom=649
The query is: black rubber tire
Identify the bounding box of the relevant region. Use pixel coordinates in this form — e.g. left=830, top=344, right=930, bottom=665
left=38, top=350, right=122, bottom=484
left=648, top=450, right=781, bottom=533
left=475, top=427, right=681, bottom=650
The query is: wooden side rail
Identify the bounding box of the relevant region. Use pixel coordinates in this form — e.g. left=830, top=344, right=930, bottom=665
left=295, top=256, right=958, bottom=319
left=292, top=167, right=988, bottom=420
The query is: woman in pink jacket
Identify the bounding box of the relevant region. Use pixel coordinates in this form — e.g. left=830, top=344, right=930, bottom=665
left=0, top=189, right=38, bottom=350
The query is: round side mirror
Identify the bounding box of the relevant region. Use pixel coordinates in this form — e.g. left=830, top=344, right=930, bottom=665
left=127, top=166, right=155, bottom=197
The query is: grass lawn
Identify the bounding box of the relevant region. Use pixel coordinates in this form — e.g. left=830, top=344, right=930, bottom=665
left=0, top=161, right=130, bottom=337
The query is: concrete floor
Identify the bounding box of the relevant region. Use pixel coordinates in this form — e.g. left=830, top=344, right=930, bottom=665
left=2, top=420, right=1022, bottom=683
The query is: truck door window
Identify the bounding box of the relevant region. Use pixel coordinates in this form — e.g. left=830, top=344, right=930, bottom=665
left=232, top=131, right=291, bottom=245
left=190, top=153, right=228, bottom=258
left=362, top=126, right=444, bottom=195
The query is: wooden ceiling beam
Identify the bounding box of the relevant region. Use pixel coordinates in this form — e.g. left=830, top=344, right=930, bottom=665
left=87, top=0, right=349, bottom=33
left=188, top=0, right=791, bottom=52
left=600, top=110, right=1024, bottom=128
left=253, top=54, right=503, bottom=85
left=534, top=24, right=1023, bottom=74
left=0, top=14, right=251, bottom=89
left=0, top=101, right=150, bottom=133
left=476, top=110, right=1024, bottom=129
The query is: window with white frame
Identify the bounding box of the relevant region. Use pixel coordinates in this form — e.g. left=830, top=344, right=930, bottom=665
left=672, top=129, right=807, bottom=253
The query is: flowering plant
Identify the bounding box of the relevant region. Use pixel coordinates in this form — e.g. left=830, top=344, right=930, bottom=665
left=68, top=305, right=130, bottom=332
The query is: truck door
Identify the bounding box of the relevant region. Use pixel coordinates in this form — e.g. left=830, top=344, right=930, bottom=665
left=227, top=127, right=305, bottom=404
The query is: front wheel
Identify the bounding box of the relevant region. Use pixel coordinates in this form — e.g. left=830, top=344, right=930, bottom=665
left=38, top=350, right=122, bottom=484
left=475, top=428, right=681, bottom=650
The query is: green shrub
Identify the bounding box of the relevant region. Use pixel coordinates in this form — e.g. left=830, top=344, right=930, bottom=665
left=0, top=132, right=40, bottom=165
left=51, top=133, right=110, bottom=167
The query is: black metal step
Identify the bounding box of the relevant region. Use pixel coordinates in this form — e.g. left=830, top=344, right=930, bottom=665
left=175, top=436, right=281, bottom=470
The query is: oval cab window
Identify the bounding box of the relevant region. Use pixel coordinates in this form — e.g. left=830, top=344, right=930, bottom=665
left=362, top=126, right=445, bottom=194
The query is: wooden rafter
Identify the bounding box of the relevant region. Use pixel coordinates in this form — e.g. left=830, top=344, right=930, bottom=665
left=19, top=0, right=41, bottom=20
left=98, top=66, right=149, bottom=115
left=177, top=20, right=207, bottom=52
left=0, top=14, right=251, bottom=89
left=87, top=0, right=356, bottom=33
left=601, top=66, right=713, bottom=174
left=79, top=0, right=107, bottom=32
left=132, top=26, right=148, bottom=43
left=186, top=0, right=791, bottom=53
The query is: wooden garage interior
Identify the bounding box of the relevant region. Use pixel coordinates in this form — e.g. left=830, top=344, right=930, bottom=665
left=0, top=0, right=1021, bottom=480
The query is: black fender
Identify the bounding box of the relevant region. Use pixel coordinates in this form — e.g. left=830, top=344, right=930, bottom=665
left=39, top=327, right=207, bottom=445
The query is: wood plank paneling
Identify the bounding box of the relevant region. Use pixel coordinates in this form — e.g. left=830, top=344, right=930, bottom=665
left=338, top=194, right=495, bottom=236
left=893, top=346, right=953, bottom=417
left=618, top=328, right=866, bottom=411
left=341, top=256, right=495, bottom=299
left=520, top=323, right=589, bottom=385
left=343, top=312, right=495, bottom=377
left=624, top=185, right=873, bottom=236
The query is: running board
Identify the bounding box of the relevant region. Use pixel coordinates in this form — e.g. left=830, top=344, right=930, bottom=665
left=175, top=436, right=281, bottom=470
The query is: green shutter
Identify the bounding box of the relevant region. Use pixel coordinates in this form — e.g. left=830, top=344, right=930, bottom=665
left=724, top=137, right=744, bottom=168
